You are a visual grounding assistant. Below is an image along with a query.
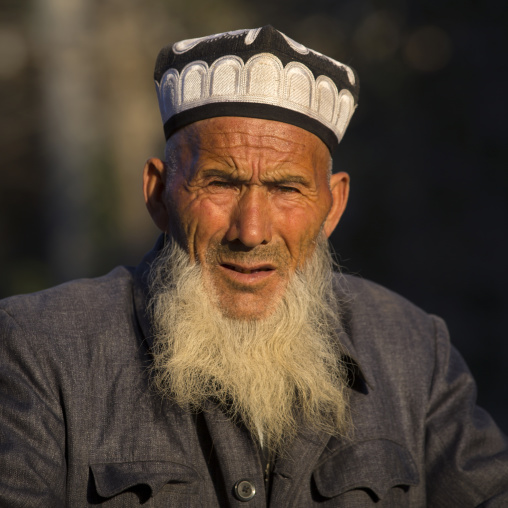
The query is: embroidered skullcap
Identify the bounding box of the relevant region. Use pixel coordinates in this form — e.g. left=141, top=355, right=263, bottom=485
left=154, top=25, right=359, bottom=152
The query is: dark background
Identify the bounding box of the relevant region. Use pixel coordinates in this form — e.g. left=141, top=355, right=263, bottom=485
left=1, top=0, right=507, bottom=430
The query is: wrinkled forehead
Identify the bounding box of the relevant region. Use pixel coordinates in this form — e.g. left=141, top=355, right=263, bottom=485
left=166, top=116, right=332, bottom=178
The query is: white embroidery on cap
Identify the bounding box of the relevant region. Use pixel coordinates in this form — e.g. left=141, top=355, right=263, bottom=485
left=210, top=55, right=243, bottom=96
left=244, top=28, right=261, bottom=45
left=280, top=32, right=310, bottom=54
left=156, top=53, right=355, bottom=143
left=173, top=29, right=250, bottom=54
left=172, top=28, right=355, bottom=87
left=309, top=48, right=356, bottom=86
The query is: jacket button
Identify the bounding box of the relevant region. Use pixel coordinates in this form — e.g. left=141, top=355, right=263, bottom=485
left=234, top=479, right=256, bottom=501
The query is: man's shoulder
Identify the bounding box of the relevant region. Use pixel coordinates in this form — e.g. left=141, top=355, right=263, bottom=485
left=338, top=273, right=431, bottom=322
left=0, top=265, right=136, bottom=336
left=336, top=273, right=440, bottom=365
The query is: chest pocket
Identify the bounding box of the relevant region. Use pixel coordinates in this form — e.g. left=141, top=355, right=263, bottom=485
left=90, top=460, right=199, bottom=504
left=312, top=439, right=419, bottom=503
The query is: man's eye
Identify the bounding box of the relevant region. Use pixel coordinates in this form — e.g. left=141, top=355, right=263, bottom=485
left=277, top=185, right=299, bottom=193
left=209, top=181, right=233, bottom=188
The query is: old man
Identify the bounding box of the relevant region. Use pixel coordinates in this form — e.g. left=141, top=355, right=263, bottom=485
left=1, top=26, right=507, bottom=506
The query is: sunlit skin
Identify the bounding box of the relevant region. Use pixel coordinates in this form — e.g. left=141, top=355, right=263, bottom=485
left=144, top=117, right=349, bottom=319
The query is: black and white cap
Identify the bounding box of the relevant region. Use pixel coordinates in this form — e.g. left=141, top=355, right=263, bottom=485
left=154, top=26, right=359, bottom=152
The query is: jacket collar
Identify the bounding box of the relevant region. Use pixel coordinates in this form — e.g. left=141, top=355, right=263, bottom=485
left=132, top=235, right=164, bottom=350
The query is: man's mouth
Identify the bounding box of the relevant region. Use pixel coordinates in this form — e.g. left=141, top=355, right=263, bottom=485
left=215, top=260, right=280, bottom=290
left=221, top=263, right=275, bottom=275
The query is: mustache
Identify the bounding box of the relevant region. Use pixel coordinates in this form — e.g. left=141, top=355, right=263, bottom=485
left=206, top=242, right=291, bottom=267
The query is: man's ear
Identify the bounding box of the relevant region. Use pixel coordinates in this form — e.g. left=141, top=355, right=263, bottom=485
left=323, top=171, right=350, bottom=238
left=143, top=157, right=170, bottom=232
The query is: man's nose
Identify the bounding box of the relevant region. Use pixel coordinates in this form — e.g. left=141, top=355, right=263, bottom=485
left=225, top=187, right=272, bottom=248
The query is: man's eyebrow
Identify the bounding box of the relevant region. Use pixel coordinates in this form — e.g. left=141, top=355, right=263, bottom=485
left=264, top=174, right=310, bottom=186
left=199, top=168, right=239, bottom=180
left=198, top=168, right=311, bottom=186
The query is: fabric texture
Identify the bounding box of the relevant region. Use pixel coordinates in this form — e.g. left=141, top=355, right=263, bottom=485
left=1, top=240, right=507, bottom=507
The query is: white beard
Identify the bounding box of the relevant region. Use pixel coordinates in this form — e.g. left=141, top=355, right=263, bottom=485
left=148, top=237, right=351, bottom=453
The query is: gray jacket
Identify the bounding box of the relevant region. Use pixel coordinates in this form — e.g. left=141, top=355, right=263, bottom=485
left=1, top=245, right=507, bottom=507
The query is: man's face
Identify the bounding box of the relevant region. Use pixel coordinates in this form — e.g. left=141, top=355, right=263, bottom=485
left=144, top=116, right=349, bottom=319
